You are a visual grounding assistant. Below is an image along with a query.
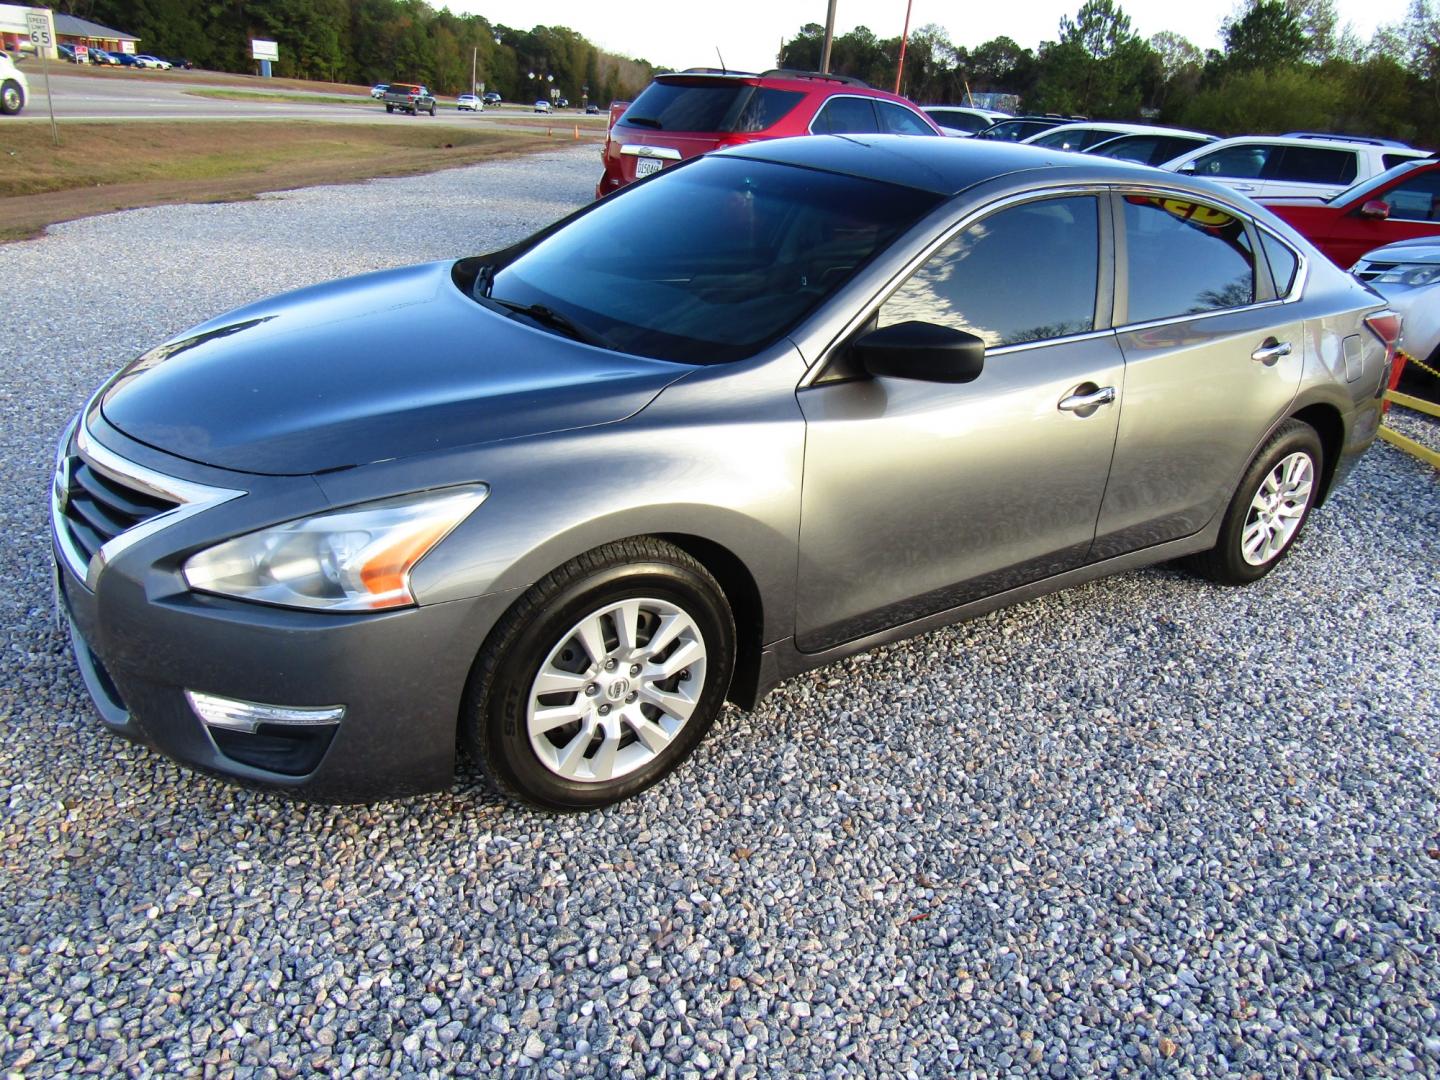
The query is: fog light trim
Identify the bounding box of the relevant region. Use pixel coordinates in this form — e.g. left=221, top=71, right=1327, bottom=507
left=186, top=690, right=345, bottom=734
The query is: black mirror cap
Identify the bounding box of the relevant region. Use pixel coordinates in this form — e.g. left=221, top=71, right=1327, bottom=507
left=853, top=321, right=986, bottom=383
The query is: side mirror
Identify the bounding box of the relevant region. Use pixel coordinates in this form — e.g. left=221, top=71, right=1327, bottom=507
left=1176, top=161, right=1197, bottom=174
left=1359, top=199, right=1391, bottom=221
left=851, top=321, right=986, bottom=383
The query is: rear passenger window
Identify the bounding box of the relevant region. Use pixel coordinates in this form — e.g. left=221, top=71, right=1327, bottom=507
left=876, top=101, right=935, bottom=136
left=1383, top=153, right=1424, bottom=170
left=878, top=196, right=1099, bottom=348
left=812, top=97, right=879, bottom=134
left=1260, top=232, right=1299, bottom=296
left=1193, top=144, right=1273, bottom=179
left=1122, top=196, right=1256, bottom=323
left=1269, top=147, right=1357, bottom=186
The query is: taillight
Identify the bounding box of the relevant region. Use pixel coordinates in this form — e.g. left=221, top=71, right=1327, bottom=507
left=1364, top=310, right=1404, bottom=408
left=1364, top=310, right=1402, bottom=354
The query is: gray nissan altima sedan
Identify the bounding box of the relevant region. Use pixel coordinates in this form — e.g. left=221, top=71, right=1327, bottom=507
left=52, top=136, right=1399, bottom=809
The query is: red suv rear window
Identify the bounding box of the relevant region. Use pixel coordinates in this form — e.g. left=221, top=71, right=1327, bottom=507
left=621, top=82, right=804, bottom=134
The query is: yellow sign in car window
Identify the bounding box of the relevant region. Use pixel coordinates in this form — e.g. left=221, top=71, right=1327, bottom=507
left=1125, top=195, right=1236, bottom=230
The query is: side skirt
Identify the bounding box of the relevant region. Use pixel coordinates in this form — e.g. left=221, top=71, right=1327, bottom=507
left=734, top=524, right=1221, bottom=709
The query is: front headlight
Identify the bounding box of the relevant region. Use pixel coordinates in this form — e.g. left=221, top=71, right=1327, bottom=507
left=1370, top=264, right=1440, bottom=287
left=183, top=486, right=487, bottom=612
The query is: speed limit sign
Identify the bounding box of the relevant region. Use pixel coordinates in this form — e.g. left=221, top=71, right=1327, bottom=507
left=25, top=11, right=52, bottom=49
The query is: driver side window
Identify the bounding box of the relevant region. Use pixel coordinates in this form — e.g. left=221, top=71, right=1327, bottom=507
left=877, top=196, right=1101, bottom=349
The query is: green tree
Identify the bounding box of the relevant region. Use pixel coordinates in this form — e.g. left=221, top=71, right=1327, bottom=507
left=1031, top=0, right=1157, bottom=116
left=1222, top=0, right=1308, bottom=71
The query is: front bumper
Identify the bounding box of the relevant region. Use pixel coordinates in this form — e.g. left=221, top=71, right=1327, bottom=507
left=52, top=423, right=518, bottom=803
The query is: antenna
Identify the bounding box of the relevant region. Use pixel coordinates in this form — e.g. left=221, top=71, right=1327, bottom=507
left=716, top=47, right=727, bottom=74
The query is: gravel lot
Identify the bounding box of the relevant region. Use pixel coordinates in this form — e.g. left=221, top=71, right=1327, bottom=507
left=2, top=146, right=1438, bottom=1078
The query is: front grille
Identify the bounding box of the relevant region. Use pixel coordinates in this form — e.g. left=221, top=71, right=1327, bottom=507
left=59, top=457, right=179, bottom=567
left=50, top=420, right=245, bottom=586
left=1352, top=262, right=1393, bottom=282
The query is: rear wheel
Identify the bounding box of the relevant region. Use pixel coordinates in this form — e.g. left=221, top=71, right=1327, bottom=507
left=463, top=538, right=735, bottom=811
left=385, top=103, right=394, bottom=113
left=1190, top=419, right=1322, bottom=585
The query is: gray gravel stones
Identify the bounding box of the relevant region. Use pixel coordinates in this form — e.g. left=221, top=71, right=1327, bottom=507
left=2, top=146, right=1439, bottom=1077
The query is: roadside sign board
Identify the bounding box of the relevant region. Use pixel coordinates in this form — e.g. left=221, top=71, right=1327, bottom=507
left=25, top=11, right=52, bottom=50
left=74, top=45, right=89, bottom=62
left=119, top=41, right=135, bottom=54
left=251, top=39, right=278, bottom=62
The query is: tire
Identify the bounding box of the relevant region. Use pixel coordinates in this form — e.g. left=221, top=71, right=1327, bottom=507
left=0, top=80, right=23, bottom=116
left=1190, top=419, right=1323, bottom=585
left=429, top=104, right=436, bottom=116
left=463, top=538, right=736, bottom=811
left=385, top=103, right=394, bottom=113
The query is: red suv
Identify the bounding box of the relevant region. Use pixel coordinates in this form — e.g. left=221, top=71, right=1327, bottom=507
left=1262, top=157, right=1440, bottom=268
left=597, top=68, right=943, bottom=198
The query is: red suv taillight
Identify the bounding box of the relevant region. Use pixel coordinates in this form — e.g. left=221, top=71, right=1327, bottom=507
left=1364, top=310, right=1404, bottom=409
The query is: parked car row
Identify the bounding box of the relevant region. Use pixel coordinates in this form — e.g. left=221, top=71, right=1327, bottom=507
left=55, top=44, right=187, bottom=68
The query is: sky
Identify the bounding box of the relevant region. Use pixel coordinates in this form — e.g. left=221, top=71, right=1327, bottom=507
left=451, top=0, right=1414, bottom=72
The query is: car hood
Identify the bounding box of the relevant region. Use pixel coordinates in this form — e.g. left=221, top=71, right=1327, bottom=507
left=99, top=261, right=691, bottom=476
left=1360, top=238, right=1440, bottom=264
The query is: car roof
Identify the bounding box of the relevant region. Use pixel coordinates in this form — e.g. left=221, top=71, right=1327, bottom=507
left=649, top=69, right=918, bottom=106
left=1196, top=135, right=1422, bottom=155
left=717, top=132, right=1182, bottom=196
left=1034, top=122, right=1209, bottom=140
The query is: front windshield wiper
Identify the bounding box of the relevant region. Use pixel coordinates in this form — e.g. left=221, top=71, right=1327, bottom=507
left=485, top=295, right=613, bottom=350
left=623, top=116, right=662, bottom=129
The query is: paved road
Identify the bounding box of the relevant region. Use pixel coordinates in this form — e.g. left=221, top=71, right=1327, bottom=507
left=13, top=70, right=607, bottom=130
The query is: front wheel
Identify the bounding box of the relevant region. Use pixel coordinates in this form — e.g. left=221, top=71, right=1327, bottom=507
left=0, top=80, right=23, bottom=115
left=1191, top=419, right=1323, bottom=585
left=428, top=104, right=436, bottom=116
left=463, top=538, right=735, bottom=811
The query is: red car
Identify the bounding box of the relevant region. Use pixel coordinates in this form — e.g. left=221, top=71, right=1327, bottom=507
left=1262, top=157, right=1440, bottom=268
left=597, top=69, right=943, bottom=198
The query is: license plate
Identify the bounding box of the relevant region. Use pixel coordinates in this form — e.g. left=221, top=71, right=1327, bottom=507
left=634, top=158, right=662, bottom=178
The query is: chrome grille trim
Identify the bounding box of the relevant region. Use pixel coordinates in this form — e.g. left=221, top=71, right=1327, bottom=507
left=52, top=420, right=246, bottom=590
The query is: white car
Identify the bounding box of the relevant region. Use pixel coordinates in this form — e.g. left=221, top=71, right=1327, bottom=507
left=133, top=55, right=172, bottom=70
left=456, top=94, right=482, bottom=112
left=1024, top=121, right=1201, bottom=154
left=370, top=84, right=389, bottom=99
left=0, top=51, right=27, bottom=115
left=921, top=105, right=1009, bottom=137
left=1164, top=135, right=1428, bottom=201
left=1352, top=238, right=1440, bottom=369
left=533, top=99, right=551, bottom=113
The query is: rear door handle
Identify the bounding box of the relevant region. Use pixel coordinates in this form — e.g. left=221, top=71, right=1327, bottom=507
left=1251, top=339, right=1292, bottom=365
left=1057, top=386, right=1116, bottom=412
left=1231, top=183, right=1258, bottom=192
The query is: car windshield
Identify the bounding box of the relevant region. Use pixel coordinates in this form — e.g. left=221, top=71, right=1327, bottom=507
left=977, top=120, right=1052, bottom=142
left=478, top=156, right=941, bottom=364
left=1325, top=159, right=1430, bottom=205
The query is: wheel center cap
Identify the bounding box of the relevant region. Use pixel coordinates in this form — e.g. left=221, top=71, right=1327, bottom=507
left=605, top=678, right=630, bottom=701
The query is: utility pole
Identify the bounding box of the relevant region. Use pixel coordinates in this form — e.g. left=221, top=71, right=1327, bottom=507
left=819, top=0, right=837, bottom=73
left=894, top=0, right=913, bottom=95
left=471, top=46, right=477, bottom=97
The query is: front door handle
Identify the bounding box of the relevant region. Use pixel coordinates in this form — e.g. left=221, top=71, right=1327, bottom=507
left=1058, top=386, right=1116, bottom=413
left=1251, top=339, right=1293, bottom=365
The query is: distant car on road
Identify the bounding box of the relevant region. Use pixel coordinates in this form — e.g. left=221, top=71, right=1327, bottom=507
left=0, top=51, right=27, bottom=115
left=457, top=94, right=482, bottom=112
left=370, top=84, right=389, bottom=99
left=1164, top=135, right=1428, bottom=201
left=1261, top=159, right=1440, bottom=268
left=383, top=84, right=436, bottom=116
left=533, top=99, right=551, bottom=113
left=134, top=55, right=171, bottom=70
left=483, top=91, right=501, bottom=105
left=585, top=102, right=600, bottom=114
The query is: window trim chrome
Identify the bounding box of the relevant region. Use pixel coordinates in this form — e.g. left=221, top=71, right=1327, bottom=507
left=52, top=421, right=245, bottom=590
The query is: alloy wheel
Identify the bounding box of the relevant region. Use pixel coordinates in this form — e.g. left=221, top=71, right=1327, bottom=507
left=526, top=597, right=708, bottom=783
left=1240, top=451, right=1314, bottom=566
